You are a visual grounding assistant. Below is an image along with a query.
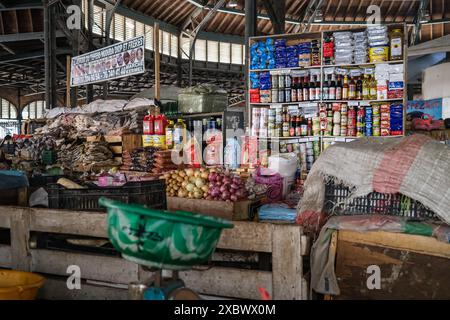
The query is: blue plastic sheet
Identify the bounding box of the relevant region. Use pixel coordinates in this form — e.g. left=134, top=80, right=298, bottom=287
left=258, top=203, right=297, bottom=222
left=0, top=170, right=29, bottom=189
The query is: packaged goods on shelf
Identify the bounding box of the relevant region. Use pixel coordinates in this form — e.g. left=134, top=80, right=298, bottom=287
left=333, top=31, right=354, bottom=65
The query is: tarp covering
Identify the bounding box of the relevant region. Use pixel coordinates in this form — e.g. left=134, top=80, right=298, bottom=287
left=297, top=135, right=450, bottom=232
left=310, top=215, right=450, bottom=295
left=0, top=170, right=28, bottom=189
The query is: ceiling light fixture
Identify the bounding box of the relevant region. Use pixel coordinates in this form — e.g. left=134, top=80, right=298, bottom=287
left=420, top=9, right=430, bottom=23
left=313, top=10, right=323, bottom=23
left=228, top=0, right=238, bottom=8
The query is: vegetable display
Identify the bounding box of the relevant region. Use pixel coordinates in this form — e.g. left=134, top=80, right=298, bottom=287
left=162, top=168, right=247, bottom=202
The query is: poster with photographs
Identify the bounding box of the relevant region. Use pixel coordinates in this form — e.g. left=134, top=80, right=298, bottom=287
left=70, top=36, right=145, bottom=87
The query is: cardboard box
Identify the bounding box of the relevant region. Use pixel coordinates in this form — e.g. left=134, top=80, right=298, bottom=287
left=167, top=197, right=255, bottom=221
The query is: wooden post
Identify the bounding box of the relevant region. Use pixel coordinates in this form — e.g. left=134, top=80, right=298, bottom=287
left=66, top=55, right=71, bottom=107
left=10, top=208, right=31, bottom=271
left=272, top=225, right=304, bottom=300
left=154, top=23, right=160, bottom=101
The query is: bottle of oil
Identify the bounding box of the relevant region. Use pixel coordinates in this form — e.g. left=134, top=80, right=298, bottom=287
left=362, top=75, right=370, bottom=100
left=369, top=74, right=378, bottom=100
left=173, top=118, right=187, bottom=149
left=165, top=120, right=175, bottom=149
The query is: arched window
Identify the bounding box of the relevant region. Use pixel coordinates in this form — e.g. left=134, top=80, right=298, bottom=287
left=0, top=98, right=19, bottom=138
left=22, top=101, right=47, bottom=120
left=0, top=98, right=17, bottom=119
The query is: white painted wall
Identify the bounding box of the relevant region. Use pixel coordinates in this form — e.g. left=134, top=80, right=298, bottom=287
left=422, top=62, right=450, bottom=100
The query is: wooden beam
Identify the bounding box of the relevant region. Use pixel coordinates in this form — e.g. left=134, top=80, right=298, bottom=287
left=218, top=222, right=274, bottom=253
left=31, top=249, right=140, bottom=284
left=39, top=277, right=128, bottom=300
left=0, top=244, right=11, bottom=268
left=10, top=208, right=31, bottom=271
left=179, top=267, right=272, bottom=300
left=338, top=230, right=450, bottom=259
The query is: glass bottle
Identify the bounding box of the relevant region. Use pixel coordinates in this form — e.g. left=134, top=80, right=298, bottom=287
left=342, top=75, right=349, bottom=100
left=348, top=76, right=357, bottom=100
left=336, top=76, right=343, bottom=100
left=322, top=75, right=330, bottom=100
left=356, top=76, right=363, bottom=100
left=303, top=76, right=310, bottom=101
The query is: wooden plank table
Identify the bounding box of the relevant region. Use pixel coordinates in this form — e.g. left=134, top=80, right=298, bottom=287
left=0, top=206, right=309, bottom=300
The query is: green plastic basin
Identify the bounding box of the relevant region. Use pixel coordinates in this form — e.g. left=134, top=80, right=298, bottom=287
left=99, top=197, right=233, bottom=270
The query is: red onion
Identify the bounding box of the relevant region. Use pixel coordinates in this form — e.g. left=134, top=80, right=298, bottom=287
left=235, top=188, right=245, bottom=199
left=230, top=183, right=239, bottom=190
left=219, top=185, right=228, bottom=193
left=232, top=177, right=241, bottom=184
left=213, top=196, right=220, bottom=201
left=210, top=188, right=220, bottom=197
left=209, top=173, right=217, bottom=182
left=206, top=196, right=213, bottom=200
left=221, top=191, right=230, bottom=200
left=208, top=182, right=215, bottom=189
left=223, top=177, right=231, bottom=184
left=230, top=195, right=238, bottom=202
left=216, top=175, right=222, bottom=182
left=215, top=181, right=222, bottom=187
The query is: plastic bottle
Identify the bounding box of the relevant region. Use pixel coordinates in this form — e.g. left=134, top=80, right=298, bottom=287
left=165, top=120, right=175, bottom=149
left=389, top=28, right=403, bottom=61
left=173, top=118, right=187, bottom=149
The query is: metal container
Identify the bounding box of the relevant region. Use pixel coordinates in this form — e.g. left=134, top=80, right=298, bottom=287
left=178, top=93, right=228, bottom=114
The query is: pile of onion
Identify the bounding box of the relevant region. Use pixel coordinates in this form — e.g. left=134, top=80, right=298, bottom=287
left=206, top=172, right=247, bottom=202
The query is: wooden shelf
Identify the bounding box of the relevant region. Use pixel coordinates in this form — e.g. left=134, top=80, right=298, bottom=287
left=250, top=98, right=404, bottom=106
left=249, top=60, right=404, bottom=73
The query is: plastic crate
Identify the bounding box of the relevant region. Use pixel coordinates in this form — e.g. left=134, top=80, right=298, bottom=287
left=47, top=180, right=166, bottom=212
left=324, top=182, right=438, bottom=220
left=29, top=175, right=65, bottom=188
left=41, top=150, right=56, bottom=165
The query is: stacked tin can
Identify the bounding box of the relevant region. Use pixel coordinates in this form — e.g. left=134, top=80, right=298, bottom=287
left=365, top=106, right=373, bottom=136
left=268, top=109, right=276, bottom=137
left=356, top=106, right=365, bottom=137
left=326, top=105, right=333, bottom=136
left=299, top=143, right=307, bottom=172
left=313, top=140, right=321, bottom=159
left=271, top=74, right=279, bottom=103
left=380, top=104, right=391, bottom=136
left=372, top=104, right=381, bottom=136
left=259, top=108, right=269, bottom=137
left=306, top=142, right=314, bottom=171
left=251, top=108, right=261, bottom=136
left=332, top=105, right=341, bottom=136
left=319, top=104, right=328, bottom=135
left=275, top=108, right=282, bottom=137
left=347, top=106, right=357, bottom=136
left=340, top=103, right=348, bottom=136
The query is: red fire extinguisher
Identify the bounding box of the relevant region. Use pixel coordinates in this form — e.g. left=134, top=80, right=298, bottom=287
left=143, top=114, right=155, bottom=135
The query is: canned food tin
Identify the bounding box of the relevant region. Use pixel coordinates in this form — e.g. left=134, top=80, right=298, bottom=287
left=271, top=75, right=278, bottom=88
left=285, top=75, right=292, bottom=88
left=278, top=75, right=285, bottom=88
left=271, top=89, right=279, bottom=103
left=278, top=90, right=285, bottom=103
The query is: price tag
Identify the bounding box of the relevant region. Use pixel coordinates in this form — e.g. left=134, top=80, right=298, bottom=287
left=270, top=104, right=283, bottom=109
left=308, top=137, right=320, bottom=142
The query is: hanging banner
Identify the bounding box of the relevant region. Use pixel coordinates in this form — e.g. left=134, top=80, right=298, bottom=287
left=70, top=36, right=145, bottom=87
left=407, top=98, right=443, bottom=120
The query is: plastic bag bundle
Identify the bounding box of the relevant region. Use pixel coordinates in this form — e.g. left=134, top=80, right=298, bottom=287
left=250, top=38, right=275, bottom=70
left=353, top=31, right=368, bottom=64
left=286, top=45, right=299, bottom=68
left=275, top=39, right=287, bottom=68
left=333, top=32, right=354, bottom=65
left=298, top=42, right=312, bottom=67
